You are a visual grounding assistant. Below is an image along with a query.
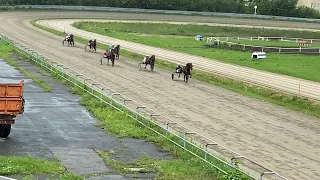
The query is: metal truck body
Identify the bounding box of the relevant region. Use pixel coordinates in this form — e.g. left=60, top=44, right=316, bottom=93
left=0, top=80, right=25, bottom=138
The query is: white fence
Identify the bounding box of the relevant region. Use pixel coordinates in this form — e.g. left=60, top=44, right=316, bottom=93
left=0, top=35, right=288, bottom=180
left=208, top=36, right=320, bottom=43
left=207, top=37, right=320, bottom=55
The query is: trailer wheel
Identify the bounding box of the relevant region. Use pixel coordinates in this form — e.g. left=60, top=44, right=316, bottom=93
left=0, top=124, right=11, bottom=138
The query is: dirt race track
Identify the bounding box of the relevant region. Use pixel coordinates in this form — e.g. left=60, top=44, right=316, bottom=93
left=0, top=11, right=320, bottom=180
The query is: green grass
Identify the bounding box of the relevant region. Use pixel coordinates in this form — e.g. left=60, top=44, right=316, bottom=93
left=0, top=41, right=52, bottom=92
left=21, top=173, right=83, bottom=180
left=73, top=21, right=320, bottom=83
left=96, top=150, right=234, bottom=180
left=0, top=156, right=82, bottom=180
left=0, top=156, right=64, bottom=175
left=29, top=19, right=320, bottom=119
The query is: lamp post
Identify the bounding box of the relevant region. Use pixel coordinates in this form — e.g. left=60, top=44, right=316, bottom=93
left=254, top=6, right=257, bottom=17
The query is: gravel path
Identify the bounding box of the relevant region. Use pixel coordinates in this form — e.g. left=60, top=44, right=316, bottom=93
left=0, top=11, right=320, bottom=180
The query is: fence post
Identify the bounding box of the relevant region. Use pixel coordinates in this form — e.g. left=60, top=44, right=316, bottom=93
left=251, top=37, right=252, bottom=41
left=183, top=132, right=195, bottom=148
left=166, top=122, right=177, bottom=136
left=237, top=37, right=240, bottom=41
left=204, top=143, right=217, bottom=160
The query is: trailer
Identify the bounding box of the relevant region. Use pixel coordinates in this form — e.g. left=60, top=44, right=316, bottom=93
left=0, top=80, right=25, bottom=138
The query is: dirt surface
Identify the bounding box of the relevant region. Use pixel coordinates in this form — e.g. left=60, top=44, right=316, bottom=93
left=0, top=11, right=320, bottom=180
left=0, top=57, right=171, bottom=180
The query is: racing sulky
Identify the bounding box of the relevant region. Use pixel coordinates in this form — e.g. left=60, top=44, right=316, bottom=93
left=62, top=33, right=75, bottom=47
left=85, top=39, right=97, bottom=52
left=171, top=63, right=193, bottom=83
left=100, top=48, right=116, bottom=66
left=138, top=55, right=155, bottom=71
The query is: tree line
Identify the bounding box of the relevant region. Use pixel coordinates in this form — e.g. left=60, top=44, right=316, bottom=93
left=1, top=0, right=319, bottom=19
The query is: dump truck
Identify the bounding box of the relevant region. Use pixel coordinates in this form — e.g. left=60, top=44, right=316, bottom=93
left=0, top=80, right=25, bottom=138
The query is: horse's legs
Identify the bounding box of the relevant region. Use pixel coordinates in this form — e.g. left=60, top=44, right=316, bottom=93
left=184, top=74, right=189, bottom=83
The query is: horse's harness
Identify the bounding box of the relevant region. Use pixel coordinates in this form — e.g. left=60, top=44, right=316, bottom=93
left=144, top=56, right=154, bottom=64
left=66, top=35, right=73, bottom=42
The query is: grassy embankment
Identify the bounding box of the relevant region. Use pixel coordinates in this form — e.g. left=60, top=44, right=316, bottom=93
left=0, top=39, right=248, bottom=179
left=29, top=20, right=320, bottom=120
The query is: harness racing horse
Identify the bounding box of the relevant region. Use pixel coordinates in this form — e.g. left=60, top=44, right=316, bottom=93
left=100, top=49, right=116, bottom=66
left=62, top=34, right=75, bottom=47
left=138, top=55, right=155, bottom=71
left=171, top=63, right=193, bottom=83
left=85, top=39, right=97, bottom=52
left=112, top=45, right=120, bottom=59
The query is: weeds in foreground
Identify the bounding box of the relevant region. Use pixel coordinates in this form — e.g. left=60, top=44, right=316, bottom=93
left=0, top=156, right=64, bottom=175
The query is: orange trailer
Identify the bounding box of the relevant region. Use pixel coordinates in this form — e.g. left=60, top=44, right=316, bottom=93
left=0, top=80, right=25, bottom=138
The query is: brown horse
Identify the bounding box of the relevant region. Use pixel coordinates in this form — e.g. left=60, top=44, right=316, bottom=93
left=138, top=55, right=155, bottom=71
left=112, top=45, right=120, bottom=59
left=172, top=63, right=193, bottom=83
